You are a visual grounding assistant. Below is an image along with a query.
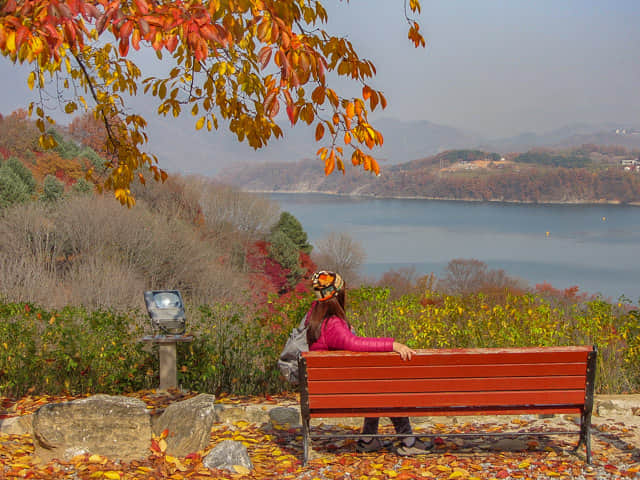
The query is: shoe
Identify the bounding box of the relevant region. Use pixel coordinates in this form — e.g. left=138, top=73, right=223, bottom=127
left=396, top=438, right=434, bottom=456
left=356, top=438, right=392, bottom=453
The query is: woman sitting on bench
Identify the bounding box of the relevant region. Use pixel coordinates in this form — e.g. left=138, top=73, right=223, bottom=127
left=305, top=270, right=433, bottom=456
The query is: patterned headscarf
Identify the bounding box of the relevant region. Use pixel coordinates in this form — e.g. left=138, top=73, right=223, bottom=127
left=311, top=270, right=344, bottom=301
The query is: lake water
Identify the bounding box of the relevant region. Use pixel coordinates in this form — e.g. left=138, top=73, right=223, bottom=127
left=269, top=193, right=640, bottom=302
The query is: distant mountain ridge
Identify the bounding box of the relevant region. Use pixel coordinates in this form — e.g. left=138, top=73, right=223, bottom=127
left=144, top=111, right=640, bottom=175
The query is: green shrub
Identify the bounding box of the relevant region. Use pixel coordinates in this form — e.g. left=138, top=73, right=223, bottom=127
left=0, top=303, right=154, bottom=396
left=0, top=289, right=636, bottom=397
left=178, top=294, right=312, bottom=395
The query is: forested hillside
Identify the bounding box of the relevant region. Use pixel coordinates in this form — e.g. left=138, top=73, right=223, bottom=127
left=0, top=111, right=316, bottom=312
left=218, top=146, right=640, bottom=204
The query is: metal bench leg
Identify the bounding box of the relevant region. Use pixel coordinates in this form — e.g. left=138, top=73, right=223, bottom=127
left=576, top=346, right=596, bottom=465
left=302, top=415, right=311, bottom=465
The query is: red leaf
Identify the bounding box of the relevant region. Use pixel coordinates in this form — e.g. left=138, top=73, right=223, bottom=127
left=96, top=13, right=109, bottom=35
left=119, top=20, right=133, bottom=39
left=118, top=37, right=129, bottom=56
left=258, top=46, right=272, bottom=69
left=138, top=17, right=150, bottom=36
left=286, top=104, right=295, bottom=125
left=165, top=34, right=178, bottom=53
left=135, top=0, right=149, bottom=15
left=200, top=24, right=221, bottom=44
left=15, top=25, right=29, bottom=49
left=2, top=0, right=16, bottom=14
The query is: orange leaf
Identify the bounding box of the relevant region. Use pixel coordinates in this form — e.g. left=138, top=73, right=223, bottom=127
left=379, top=92, right=388, bottom=109
left=311, top=86, right=325, bottom=104
left=324, top=153, right=335, bottom=175
left=345, top=102, right=354, bottom=118
left=371, top=157, right=380, bottom=175
left=369, top=91, right=379, bottom=111
left=131, top=29, right=141, bottom=49
left=315, top=123, right=324, bottom=141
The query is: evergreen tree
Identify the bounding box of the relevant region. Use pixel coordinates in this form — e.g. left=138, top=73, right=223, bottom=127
left=0, top=165, right=31, bottom=208
left=71, top=177, right=94, bottom=195
left=42, top=175, right=65, bottom=202
left=4, top=157, right=36, bottom=194
left=48, top=129, right=81, bottom=159
left=79, top=147, right=105, bottom=169
left=271, top=211, right=312, bottom=254
left=268, top=230, right=305, bottom=288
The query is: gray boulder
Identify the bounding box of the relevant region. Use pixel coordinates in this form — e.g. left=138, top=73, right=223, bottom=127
left=32, top=394, right=151, bottom=462
left=153, top=393, right=217, bottom=457
left=203, top=440, right=253, bottom=473
left=269, top=406, right=300, bottom=427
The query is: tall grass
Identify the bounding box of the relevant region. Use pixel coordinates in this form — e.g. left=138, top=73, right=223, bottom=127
left=0, top=179, right=278, bottom=311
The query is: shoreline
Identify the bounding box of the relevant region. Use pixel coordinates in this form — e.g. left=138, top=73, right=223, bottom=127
left=244, top=189, right=640, bottom=207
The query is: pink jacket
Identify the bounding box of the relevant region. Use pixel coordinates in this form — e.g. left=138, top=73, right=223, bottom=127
left=309, top=315, right=394, bottom=352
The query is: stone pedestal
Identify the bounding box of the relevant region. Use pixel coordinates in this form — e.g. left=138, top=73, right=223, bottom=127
left=140, top=335, right=193, bottom=390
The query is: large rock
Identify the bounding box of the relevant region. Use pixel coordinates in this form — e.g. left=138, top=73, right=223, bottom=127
left=153, top=393, right=217, bottom=456
left=0, top=414, right=32, bottom=435
left=32, top=394, right=151, bottom=462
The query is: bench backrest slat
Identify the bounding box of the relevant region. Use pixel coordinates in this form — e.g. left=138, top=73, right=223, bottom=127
left=306, top=362, right=587, bottom=381
left=308, top=375, right=586, bottom=395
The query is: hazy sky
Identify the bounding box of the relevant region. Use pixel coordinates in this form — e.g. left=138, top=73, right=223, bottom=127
left=0, top=0, right=638, bottom=149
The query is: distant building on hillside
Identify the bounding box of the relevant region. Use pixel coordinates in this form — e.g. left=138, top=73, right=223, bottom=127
left=615, top=128, right=640, bottom=136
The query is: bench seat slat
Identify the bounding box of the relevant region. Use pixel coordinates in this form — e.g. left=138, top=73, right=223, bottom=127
left=304, top=347, right=592, bottom=368
left=306, top=362, right=587, bottom=381
left=307, top=375, right=586, bottom=394
left=307, top=390, right=586, bottom=410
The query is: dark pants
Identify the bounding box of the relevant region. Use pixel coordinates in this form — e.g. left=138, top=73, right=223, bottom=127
left=362, top=417, right=413, bottom=443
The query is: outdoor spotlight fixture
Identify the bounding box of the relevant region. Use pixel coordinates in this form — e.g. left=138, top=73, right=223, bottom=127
left=143, top=290, right=186, bottom=335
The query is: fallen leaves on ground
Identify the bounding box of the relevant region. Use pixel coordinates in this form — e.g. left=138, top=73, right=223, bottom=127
left=0, top=392, right=638, bottom=479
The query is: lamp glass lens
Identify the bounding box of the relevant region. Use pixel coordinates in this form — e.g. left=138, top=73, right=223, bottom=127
left=154, top=292, right=181, bottom=309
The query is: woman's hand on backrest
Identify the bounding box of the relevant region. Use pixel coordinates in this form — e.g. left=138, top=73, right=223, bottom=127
left=392, top=342, right=416, bottom=361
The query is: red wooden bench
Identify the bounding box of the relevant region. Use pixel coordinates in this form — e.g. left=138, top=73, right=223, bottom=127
left=299, top=345, right=597, bottom=465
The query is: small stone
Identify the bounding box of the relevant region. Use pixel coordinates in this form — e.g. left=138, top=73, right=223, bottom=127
left=203, top=440, right=253, bottom=472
